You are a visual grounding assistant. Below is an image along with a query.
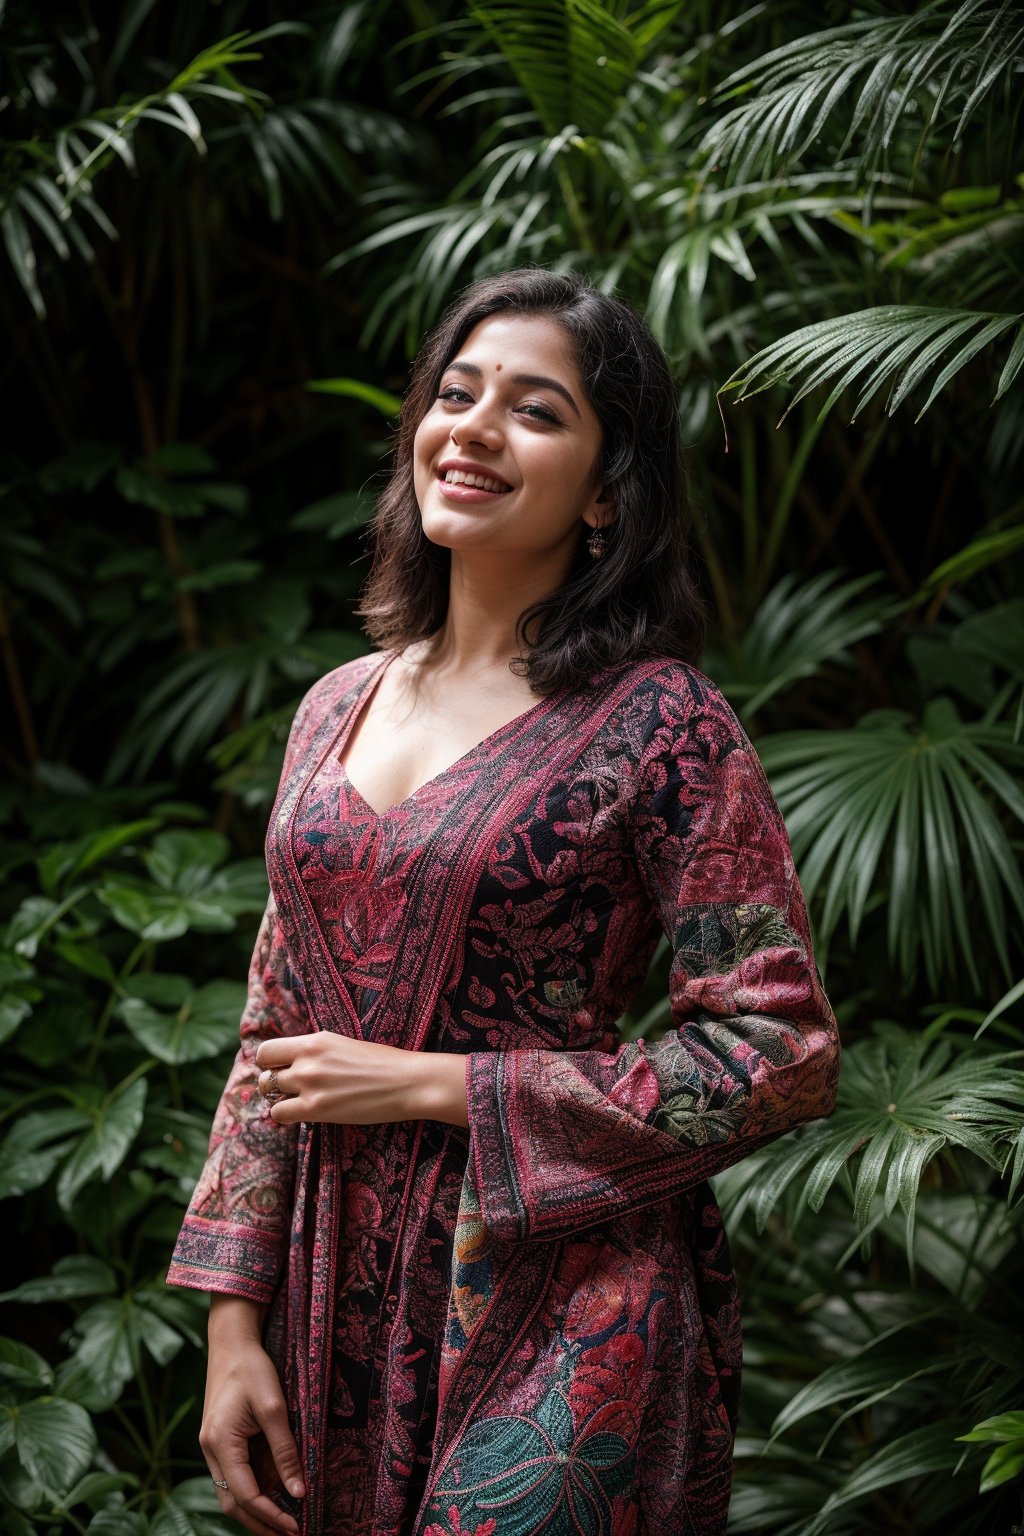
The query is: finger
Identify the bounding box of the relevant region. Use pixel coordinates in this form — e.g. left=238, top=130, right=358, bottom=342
left=203, top=1452, right=232, bottom=1511
left=269, top=1094, right=306, bottom=1125
left=254, top=1398, right=306, bottom=1501
left=227, top=1497, right=296, bottom=1536
left=203, top=1457, right=288, bottom=1536
left=222, top=1450, right=299, bottom=1535
left=253, top=1038, right=297, bottom=1069
left=258, top=1066, right=295, bottom=1098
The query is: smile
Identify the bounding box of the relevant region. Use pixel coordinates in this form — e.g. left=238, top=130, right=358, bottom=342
left=440, top=469, right=511, bottom=494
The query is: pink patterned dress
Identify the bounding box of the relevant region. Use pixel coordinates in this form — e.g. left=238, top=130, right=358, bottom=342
left=167, top=649, right=840, bottom=1536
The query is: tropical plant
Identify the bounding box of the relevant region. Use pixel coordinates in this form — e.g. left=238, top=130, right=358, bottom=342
left=0, top=812, right=268, bottom=1530
left=2, top=2, right=1022, bottom=1534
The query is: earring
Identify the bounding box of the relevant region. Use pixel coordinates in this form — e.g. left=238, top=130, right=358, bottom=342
left=587, top=526, right=608, bottom=560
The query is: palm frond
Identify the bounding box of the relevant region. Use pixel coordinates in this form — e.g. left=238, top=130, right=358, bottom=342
left=707, top=570, right=898, bottom=717
left=802, top=1420, right=972, bottom=1536
left=719, top=305, right=1024, bottom=425
left=466, top=0, right=644, bottom=137
left=719, top=1022, right=1024, bottom=1254
left=758, top=696, right=1024, bottom=992
left=701, top=0, right=1023, bottom=183
left=0, top=32, right=266, bottom=316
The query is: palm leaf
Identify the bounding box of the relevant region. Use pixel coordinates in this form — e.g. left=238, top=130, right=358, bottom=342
left=707, top=570, right=898, bottom=717
left=769, top=1337, right=954, bottom=1453
left=723, top=1023, right=1024, bottom=1260
left=719, top=306, right=1024, bottom=425
left=759, top=697, right=1024, bottom=991
left=0, top=31, right=267, bottom=317
left=701, top=0, right=1022, bottom=181
left=802, top=1420, right=969, bottom=1536
left=921, top=530, right=1024, bottom=591
left=467, top=0, right=641, bottom=137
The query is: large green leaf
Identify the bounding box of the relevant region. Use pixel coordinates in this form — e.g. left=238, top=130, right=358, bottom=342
left=13, top=1397, right=96, bottom=1495
left=86, top=1510, right=148, bottom=1536
left=0, top=1339, right=53, bottom=1391
left=759, top=696, right=1024, bottom=991
left=0, top=1107, right=94, bottom=1199
left=56, top=1079, right=149, bottom=1212
left=119, top=980, right=247, bottom=1064
left=0, top=1255, right=117, bottom=1306
left=57, top=1288, right=188, bottom=1412
left=148, top=1478, right=232, bottom=1536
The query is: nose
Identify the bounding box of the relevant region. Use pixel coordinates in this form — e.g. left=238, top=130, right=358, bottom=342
left=449, top=393, right=503, bottom=452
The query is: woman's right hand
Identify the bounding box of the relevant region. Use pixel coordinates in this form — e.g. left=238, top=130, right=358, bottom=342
left=200, top=1295, right=306, bottom=1536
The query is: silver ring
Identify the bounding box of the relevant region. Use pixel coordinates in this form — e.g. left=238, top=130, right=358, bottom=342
left=213, top=1478, right=229, bottom=1491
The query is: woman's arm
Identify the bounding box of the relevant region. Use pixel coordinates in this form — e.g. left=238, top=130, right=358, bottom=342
left=250, top=1033, right=469, bottom=1129
left=166, top=899, right=311, bottom=1300
left=461, top=668, right=841, bottom=1244
left=201, top=1295, right=305, bottom=1536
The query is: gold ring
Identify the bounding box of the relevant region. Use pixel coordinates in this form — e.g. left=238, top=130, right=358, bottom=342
left=259, top=1068, right=282, bottom=1099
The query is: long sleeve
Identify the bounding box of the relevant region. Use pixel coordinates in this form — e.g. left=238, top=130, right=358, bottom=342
left=464, top=667, right=841, bottom=1244
left=165, top=677, right=329, bottom=1300
left=165, top=897, right=312, bottom=1300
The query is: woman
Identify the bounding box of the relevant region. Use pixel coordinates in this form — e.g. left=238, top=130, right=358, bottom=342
left=167, top=268, right=840, bottom=1536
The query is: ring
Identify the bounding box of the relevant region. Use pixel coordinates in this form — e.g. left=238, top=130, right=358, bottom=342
left=259, top=1068, right=281, bottom=1100
left=213, top=1478, right=229, bottom=1491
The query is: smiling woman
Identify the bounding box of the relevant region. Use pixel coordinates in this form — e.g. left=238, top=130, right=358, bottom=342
left=414, top=314, right=607, bottom=569
left=359, top=268, right=707, bottom=696
left=166, top=268, right=840, bottom=1536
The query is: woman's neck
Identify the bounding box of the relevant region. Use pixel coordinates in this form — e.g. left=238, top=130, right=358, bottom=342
left=423, top=547, right=575, bottom=672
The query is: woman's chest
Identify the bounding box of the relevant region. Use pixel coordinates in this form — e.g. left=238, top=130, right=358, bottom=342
left=339, top=660, right=551, bottom=820
left=281, top=746, right=659, bottom=1051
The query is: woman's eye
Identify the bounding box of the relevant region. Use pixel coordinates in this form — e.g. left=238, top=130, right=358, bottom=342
left=519, top=402, right=559, bottom=425
left=438, top=385, right=473, bottom=404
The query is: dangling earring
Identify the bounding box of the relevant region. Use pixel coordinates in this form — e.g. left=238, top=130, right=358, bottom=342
left=587, top=526, right=608, bottom=560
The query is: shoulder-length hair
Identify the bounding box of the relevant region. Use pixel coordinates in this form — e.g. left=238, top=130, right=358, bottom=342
left=356, top=267, right=707, bottom=694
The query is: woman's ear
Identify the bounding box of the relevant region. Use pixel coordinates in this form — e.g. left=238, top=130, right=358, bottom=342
left=585, top=488, right=617, bottom=528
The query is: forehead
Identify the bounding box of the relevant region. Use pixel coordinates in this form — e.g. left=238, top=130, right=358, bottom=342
left=449, top=313, right=581, bottom=382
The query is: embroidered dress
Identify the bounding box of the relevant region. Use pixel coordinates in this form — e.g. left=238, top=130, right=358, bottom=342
left=167, top=650, right=840, bottom=1536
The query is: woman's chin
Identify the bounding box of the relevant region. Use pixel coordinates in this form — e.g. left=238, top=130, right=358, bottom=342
left=418, top=513, right=501, bottom=551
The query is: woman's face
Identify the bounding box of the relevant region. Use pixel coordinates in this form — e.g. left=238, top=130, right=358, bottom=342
left=412, top=313, right=610, bottom=562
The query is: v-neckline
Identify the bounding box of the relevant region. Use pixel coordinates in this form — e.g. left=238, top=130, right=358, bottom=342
left=334, top=649, right=567, bottom=823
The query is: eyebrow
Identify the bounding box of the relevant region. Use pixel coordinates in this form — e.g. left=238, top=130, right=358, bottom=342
left=444, top=360, right=581, bottom=418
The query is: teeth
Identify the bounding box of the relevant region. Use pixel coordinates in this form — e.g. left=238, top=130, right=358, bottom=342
left=443, top=469, right=509, bottom=493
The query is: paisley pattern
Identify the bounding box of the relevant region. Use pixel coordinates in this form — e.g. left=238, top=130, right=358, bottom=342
left=167, top=650, right=841, bottom=1536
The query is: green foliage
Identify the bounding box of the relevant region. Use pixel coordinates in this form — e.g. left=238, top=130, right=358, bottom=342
left=759, top=692, right=1024, bottom=992
left=959, top=1413, right=1024, bottom=1494
left=0, top=806, right=265, bottom=1529
left=700, top=0, right=1022, bottom=181
left=1, top=2, right=1022, bottom=1534
left=720, top=304, right=1024, bottom=424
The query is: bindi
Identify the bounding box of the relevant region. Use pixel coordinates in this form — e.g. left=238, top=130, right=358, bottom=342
left=495, top=363, right=502, bottom=371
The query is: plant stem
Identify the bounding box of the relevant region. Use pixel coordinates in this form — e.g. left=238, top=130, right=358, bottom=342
left=84, top=940, right=150, bottom=1078
left=556, top=159, right=594, bottom=254
left=0, top=587, right=40, bottom=770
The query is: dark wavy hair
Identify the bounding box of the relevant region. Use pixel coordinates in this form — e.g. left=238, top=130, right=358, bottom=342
left=356, top=267, right=708, bottom=694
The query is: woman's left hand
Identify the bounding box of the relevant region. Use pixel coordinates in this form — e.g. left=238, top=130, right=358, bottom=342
left=253, top=1033, right=468, bottom=1129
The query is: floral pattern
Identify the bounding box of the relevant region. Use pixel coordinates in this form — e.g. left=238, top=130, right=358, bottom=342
left=167, top=650, right=841, bottom=1535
